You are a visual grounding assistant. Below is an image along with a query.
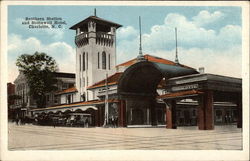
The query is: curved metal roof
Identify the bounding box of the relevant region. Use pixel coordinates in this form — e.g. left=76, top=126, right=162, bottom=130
left=118, top=61, right=198, bottom=97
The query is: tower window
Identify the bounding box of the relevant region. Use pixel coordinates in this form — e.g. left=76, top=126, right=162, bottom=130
left=98, top=52, right=100, bottom=69
left=83, top=52, right=85, bottom=71
left=102, top=51, right=106, bottom=69
left=86, top=52, right=88, bottom=69
left=108, top=54, right=111, bottom=70
left=79, top=54, right=81, bottom=71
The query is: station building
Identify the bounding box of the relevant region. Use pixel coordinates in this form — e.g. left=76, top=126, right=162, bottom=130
left=29, top=12, right=242, bottom=130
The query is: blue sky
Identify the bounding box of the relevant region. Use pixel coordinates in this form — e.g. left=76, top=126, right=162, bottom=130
left=8, top=5, right=242, bottom=82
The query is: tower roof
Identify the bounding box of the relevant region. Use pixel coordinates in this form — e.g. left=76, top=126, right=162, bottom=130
left=69, top=16, right=122, bottom=30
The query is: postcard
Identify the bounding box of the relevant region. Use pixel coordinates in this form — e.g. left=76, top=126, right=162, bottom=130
left=1, top=1, right=249, bottom=161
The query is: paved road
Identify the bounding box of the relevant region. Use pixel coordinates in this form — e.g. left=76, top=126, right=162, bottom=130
left=8, top=123, right=242, bottom=150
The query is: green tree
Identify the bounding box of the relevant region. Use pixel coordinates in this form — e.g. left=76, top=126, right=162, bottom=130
left=16, top=52, right=58, bottom=108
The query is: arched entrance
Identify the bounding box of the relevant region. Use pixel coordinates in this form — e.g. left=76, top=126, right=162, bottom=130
left=117, top=60, right=198, bottom=127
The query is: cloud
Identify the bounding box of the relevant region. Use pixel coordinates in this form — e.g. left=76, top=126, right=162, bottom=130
left=8, top=34, right=75, bottom=82
left=116, top=10, right=241, bottom=78
left=192, top=10, right=224, bottom=27
left=117, top=26, right=137, bottom=40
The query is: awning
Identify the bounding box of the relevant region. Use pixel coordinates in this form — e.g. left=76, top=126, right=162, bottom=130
left=33, top=105, right=98, bottom=114
left=75, top=106, right=98, bottom=111
left=157, top=90, right=203, bottom=100
left=69, top=113, right=91, bottom=116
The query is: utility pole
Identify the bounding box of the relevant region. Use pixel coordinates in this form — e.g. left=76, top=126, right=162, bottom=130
left=103, top=72, right=109, bottom=127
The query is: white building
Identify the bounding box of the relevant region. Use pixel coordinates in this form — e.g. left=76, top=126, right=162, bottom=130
left=69, top=14, right=122, bottom=102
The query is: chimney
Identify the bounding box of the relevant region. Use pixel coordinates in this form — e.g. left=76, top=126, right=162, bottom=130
left=198, top=67, right=205, bottom=74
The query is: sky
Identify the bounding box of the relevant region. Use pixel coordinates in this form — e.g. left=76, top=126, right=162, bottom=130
left=7, top=5, right=242, bottom=83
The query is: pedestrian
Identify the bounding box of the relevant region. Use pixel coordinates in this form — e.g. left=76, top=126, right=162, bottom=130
left=115, top=117, right=118, bottom=128
left=111, top=116, right=115, bottom=128
left=18, top=118, right=21, bottom=125
left=85, top=118, right=89, bottom=128
left=15, top=118, right=19, bottom=125
left=53, top=119, right=56, bottom=128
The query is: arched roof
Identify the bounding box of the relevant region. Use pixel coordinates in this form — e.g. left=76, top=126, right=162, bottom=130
left=118, top=61, right=198, bottom=97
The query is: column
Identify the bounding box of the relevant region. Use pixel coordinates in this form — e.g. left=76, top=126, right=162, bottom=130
left=205, top=90, right=214, bottom=130
left=166, top=100, right=177, bottom=129
left=98, top=106, right=104, bottom=127
left=198, top=90, right=214, bottom=130
left=119, top=100, right=127, bottom=127
left=236, top=94, right=242, bottom=128
left=198, top=96, right=205, bottom=129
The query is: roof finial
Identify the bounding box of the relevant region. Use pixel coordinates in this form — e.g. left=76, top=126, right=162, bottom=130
left=137, top=16, right=145, bottom=62
left=94, top=8, right=96, bottom=16
left=175, top=27, right=179, bottom=64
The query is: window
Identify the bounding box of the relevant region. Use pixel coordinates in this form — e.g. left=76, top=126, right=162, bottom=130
left=67, top=95, right=71, bottom=104
left=108, top=54, right=111, bottom=70
left=46, top=95, right=50, bottom=102
left=98, top=52, right=100, bottom=69
left=86, top=52, right=88, bottom=69
left=79, top=54, right=81, bottom=71
left=83, top=52, right=85, bottom=71
left=102, top=51, right=106, bottom=69
left=62, top=83, right=68, bottom=89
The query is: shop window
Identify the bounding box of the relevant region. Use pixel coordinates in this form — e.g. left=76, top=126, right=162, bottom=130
left=215, top=110, right=222, bottom=122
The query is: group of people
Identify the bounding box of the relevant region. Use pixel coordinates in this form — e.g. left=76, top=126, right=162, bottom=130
left=108, top=116, right=118, bottom=128
left=14, top=117, right=33, bottom=125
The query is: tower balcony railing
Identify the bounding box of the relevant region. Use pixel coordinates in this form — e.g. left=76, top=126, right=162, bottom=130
left=75, top=32, right=114, bottom=48
left=96, top=32, right=114, bottom=47
left=75, top=32, right=89, bottom=47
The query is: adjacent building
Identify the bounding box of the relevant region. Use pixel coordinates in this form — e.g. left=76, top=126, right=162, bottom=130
left=11, top=72, right=75, bottom=118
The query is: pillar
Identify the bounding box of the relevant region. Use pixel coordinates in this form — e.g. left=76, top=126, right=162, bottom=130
left=198, top=90, right=214, bottom=130
left=166, top=100, right=177, bottom=129
left=98, top=106, right=104, bottom=127
left=236, top=94, right=242, bottom=128
left=119, top=100, right=127, bottom=127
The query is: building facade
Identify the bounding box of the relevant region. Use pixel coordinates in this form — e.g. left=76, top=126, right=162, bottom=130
left=12, top=72, right=75, bottom=119
left=70, top=14, right=121, bottom=102
left=29, top=12, right=242, bottom=130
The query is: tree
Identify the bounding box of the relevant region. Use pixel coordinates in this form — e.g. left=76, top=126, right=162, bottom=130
left=16, top=52, right=58, bottom=108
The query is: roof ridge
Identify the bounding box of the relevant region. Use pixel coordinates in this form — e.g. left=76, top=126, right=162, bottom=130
left=87, top=72, right=122, bottom=89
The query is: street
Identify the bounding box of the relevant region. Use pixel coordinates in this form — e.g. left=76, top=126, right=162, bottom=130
left=8, top=123, right=242, bottom=150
